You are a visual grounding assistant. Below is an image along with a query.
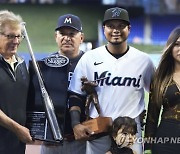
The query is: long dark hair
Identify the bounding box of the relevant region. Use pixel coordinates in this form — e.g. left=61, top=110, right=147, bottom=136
left=152, top=26, right=180, bottom=106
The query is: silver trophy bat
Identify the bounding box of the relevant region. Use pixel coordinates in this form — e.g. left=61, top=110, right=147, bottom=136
left=21, top=22, right=63, bottom=141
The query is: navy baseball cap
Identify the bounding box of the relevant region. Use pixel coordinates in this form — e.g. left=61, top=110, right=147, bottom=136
left=103, top=7, right=130, bottom=25
left=55, top=14, right=82, bottom=32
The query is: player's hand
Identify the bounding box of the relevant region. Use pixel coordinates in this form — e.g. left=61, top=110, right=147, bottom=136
left=73, top=123, right=94, bottom=140
left=13, top=124, right=33, bottom=143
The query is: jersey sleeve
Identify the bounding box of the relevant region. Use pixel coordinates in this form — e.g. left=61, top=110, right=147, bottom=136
left=68, top=55, right=86, bottom=95
left=68, top=55, right=85, bottom=109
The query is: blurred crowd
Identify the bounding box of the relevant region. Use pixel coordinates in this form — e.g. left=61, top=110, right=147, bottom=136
left=1, top=0, right=70, bottom=4
left=1, top=0, right=180, bottom=14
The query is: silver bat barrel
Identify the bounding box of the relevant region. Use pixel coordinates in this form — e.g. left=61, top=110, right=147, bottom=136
left=21, top=22, right=63, bottom=141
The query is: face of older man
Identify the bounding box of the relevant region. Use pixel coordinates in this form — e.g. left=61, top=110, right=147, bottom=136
left=0, top=24, right=22, bottom=59
left=55, top=27, right=84, bottom=59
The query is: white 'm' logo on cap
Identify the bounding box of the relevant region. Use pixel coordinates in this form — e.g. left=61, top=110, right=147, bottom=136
left=64, top=17, right=72, bottom=24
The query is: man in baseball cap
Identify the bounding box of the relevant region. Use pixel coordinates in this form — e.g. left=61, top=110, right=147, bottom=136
left=103, top=7, right=130, bottom=25
left=55, top=14, right=82, bottom=32
left=40, top=13, right=86, bottom=154
left=68, top=7, right=152, bottom=154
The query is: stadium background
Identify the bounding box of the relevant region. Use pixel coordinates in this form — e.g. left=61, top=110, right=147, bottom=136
left=0, top=1, right=179, bottom=153
left=0, top=0, right=179, bottom=53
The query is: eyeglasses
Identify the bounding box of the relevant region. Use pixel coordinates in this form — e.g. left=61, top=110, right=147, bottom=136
left=0, top=33, right=24, bottom=41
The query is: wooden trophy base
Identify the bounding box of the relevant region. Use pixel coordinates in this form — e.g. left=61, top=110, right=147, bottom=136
left=82, top=117, right=112, bottom=134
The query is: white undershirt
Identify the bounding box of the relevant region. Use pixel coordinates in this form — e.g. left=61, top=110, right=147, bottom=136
left=4, top=55, right=17, bottom=71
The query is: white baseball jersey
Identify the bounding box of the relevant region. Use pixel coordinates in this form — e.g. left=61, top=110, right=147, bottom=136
left=69, top=45, right=155, bottom=120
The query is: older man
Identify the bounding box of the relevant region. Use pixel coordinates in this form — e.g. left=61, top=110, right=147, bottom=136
left=0, top=10, right=32, bottom=154
left=40, top=14, right=87, bottom=154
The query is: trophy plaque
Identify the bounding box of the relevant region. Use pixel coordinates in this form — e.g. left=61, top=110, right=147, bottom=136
left=26, top=55, right=69, bottom=144
left=80, top=77, right=112, bottom=137
left=26, top=111, right=59, bottom=144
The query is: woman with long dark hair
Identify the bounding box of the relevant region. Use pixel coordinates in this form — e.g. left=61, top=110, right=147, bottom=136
left=145, top=26, right=180, bottom=154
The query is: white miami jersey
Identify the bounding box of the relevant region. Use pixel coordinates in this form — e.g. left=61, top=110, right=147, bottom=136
left=69, top=45, right=155, bottom=120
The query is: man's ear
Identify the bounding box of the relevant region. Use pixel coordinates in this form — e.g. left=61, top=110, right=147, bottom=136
left=55, top=31, right=57, bottom=40
left=103, top=25, right=105, bottom=35
left=80, top=33, right=85, bottom=43
left=128, top=25, right=131, bottom=31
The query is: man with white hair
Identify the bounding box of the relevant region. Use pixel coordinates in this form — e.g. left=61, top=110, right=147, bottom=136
left=0, top=10, right=32, bottom=154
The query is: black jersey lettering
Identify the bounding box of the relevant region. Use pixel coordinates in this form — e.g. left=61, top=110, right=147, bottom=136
left=94, top=71, right=142, bottom=88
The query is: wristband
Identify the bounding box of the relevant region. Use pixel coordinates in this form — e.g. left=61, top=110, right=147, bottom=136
left=70, top=110, right=81, bottom=128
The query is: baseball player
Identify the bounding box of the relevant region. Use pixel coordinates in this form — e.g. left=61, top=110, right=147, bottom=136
left=40, top=14, right=86, bottom=154
left=68, top=7, right=155, bottom=154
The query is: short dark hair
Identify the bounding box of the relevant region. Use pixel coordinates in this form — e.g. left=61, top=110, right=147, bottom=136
left=111, top=116, right=137, bottom=137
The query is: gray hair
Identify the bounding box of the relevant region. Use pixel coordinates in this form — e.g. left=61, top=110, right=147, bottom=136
left=0, top=10, right=23, bottom=33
